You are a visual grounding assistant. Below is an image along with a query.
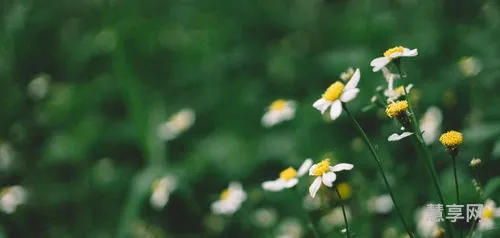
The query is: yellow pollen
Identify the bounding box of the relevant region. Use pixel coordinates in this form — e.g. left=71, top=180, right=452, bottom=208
left=384, top=46, right=405, bottom=58
left=312, top=159, right=331, bottom=176
left=336, top=183, right=352, bottom=200
left=220, top=189, right=230, bottom=200
left=269, top=99, right=287, bottom=111
left=439, top=130, right=463, bottom=147
left=322, top=82, right=345, bottom=102
left=483, top=207, right=494, bottom=219
left=279, top=167, right=297, bottom=180
left=385, top=100, right=408, bottom=118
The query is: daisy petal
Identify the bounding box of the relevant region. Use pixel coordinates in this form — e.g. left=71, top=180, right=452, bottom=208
left=388, top=132, right=414, bottom=142
left=285, top=178, right=298, bottom=188
left=262, top=179, right=286, bottom=191
left=322, top=172, right=337, bottom=187
left=313, top=98, right=330, bottom=114
left=370, top=57, right=390, bottom=72
left=340, top=88, right=360, bottom=103
left=344, top=68, right=360, bottom=90
left=309, top=164, right=318, bottom=176
left=402, top=48, right=418, bottom=57
left=297, top=159, right=313, bottom=177
left=329, top=100, right=342, bottom=120
left=261, top=111, right=277, bottom=128
left=331, top=163, right=354, bottom=172
left=309, top=177, right=322, bottom=198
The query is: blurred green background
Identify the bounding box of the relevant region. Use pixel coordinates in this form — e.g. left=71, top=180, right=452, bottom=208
left=1, top=0, right=500, bottom=237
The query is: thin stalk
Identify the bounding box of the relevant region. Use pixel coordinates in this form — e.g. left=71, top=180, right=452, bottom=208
left=342, top=103, right=414, bottom=238
left=395, top=65, right=454, bottom=237
left=335, top=186, right=351, bottom=238
left=452, top=155, right=463, bottom=238
left=466, top=218, right=477, bottom=238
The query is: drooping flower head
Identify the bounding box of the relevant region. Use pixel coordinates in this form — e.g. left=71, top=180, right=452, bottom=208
left=370, top=46, right=418, bottom=72
left=308, top=159, right=353, bottom=198
left=313, top=69, right=361, bottom=120
left=262, top=159, right=312, bottom=191
left=211, top=182, right=247, bottom=215
left=261, top=99, right=296, bottom=127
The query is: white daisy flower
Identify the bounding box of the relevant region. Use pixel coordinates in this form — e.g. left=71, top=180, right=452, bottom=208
left=319, top=206, right=352, bottom=233
left=277, top=218, right=303, bottom=238
left=312, top=68, right=361, bottom=120
left=478, top=199, right=500, bottom=231
left=458, top=56, right=482, bottom=77
left=27, top=73, right=50, bottom=100
left=262, top=159, right=312, bottom=191
left=388, top=132, right=414, bottom=142
left=383, top=80, right=413, bottom=102
left=150, top=175, right=177, bottom=210
left=211, top=182, right=247, bottom=215
left=0, top=185, right=27, bottom=214
left=157, top=108, right=195, bottom=141
left=370, top=46, right=418, bottom=72
left=252, top=208, right=277, bottom=228
left=367, top=194, right=394, bottom=214
left=261, top=99, right=296, bottom=127
left=308, top=159, right=353, bottom=198
left=340, top=67, right=355, bottom=82
left=419, top=106, right=443, bottom=145
left=415, top=205, right=440, bottom=238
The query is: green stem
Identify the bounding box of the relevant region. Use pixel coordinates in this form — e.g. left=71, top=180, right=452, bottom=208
left=466, top=218, right=477, bottom=238
left=452, top=155, right=463, bottom=238
left=395, top=65, right=454, bottom=238
left=293, top=189, right=320, bottom=238
left=342, top=103, right=414, bottom=238
left=335, top=186, right=351, bottom=238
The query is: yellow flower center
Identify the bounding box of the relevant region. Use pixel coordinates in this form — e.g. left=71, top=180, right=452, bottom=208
left=336, top=183, right=352, bottom=200
left=220, top=189, right=230, bottom=200
left=439, top=130, right=463, bottom=147
left=322, top=82, right=345, bottom=102
left=312, top=159, right=331, bottom=176
left=483, top=207, right=494, bottom=219
left=384, top=46, right=405, bottom=58
left=279, top=167, right=297, bottom=181
left=269, top=99, right=287, bottom=111
left=385, top=100, right=408, bottom=118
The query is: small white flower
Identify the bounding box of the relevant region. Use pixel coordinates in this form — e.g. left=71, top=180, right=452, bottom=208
left=211, top=182, right=247, bottom=215
left=470, top=158, right=481, bottom=167
left=458, top=56, right=482, bottom=77
left=313, top=69, right=361, bottom=120
left=367, top=194, right=394, bottom=214
left=262, top=159, right=312, bottom=191
left=420, top=106, right=443, bottom=145
left=370, top=46, right=418, bottom=72
left=157, top=108, right=195, bottom=141
left=0, top=185, right=27, bottom=214
left=383, top=80, right=413, bottom=102
left=27, top=73, right=50, bottom=100
left=308, top=159, right=353, bottom=198
left=277, top=218, right=303, bottom=238
left=319, top=206, right=352, bottom=233
left=340, top=67, right=355, bottom=82
left=261, top=99, right=296, bottom=127
left=415, top=205, right=439, bottom=238
left=388, top=132, right=414, bottom=142
left=478, top=199, right=500, bottom=231
left=150, top=175, right=177, bottom=210
left=252, top=208, right=277, bottom=228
